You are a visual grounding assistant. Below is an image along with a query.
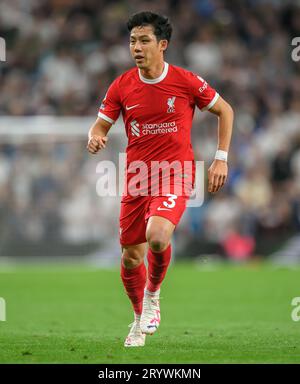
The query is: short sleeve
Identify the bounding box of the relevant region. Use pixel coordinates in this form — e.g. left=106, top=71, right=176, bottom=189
left=98, top=79, right=121, bottom=124
left=187, top=72, right=219, bottom=111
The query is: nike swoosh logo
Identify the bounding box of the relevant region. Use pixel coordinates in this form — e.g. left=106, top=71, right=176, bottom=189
left=126, top=104, right=140, bottom=110
left=157, top=206, right=172, bottom=211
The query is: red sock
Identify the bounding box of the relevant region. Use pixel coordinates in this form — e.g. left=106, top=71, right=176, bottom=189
left=120, top=262, right=147, bottom=315
left=146, top=244, right=172, bottom=292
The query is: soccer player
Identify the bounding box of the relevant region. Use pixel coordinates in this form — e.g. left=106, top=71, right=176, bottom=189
left=87, top=12, right=233, bottom=347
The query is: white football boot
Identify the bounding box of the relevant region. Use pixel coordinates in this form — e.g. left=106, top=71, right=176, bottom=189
left=140, top=289, right=161, bottom=335
left=124, top=317, right=146, bottom=347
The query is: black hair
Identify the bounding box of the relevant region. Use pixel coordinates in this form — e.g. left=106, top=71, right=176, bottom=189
left=127, top=11, right=172, bottom=43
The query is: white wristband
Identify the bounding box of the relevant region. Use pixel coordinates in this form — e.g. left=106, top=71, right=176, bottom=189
left=215, top=150, right=228, bottom=162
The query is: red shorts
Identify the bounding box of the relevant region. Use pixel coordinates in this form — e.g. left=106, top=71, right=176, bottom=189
left=119, top=194, right=189, bottom=246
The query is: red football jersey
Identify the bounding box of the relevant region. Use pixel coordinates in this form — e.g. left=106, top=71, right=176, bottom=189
left=98, top=62, right=219, bottom=200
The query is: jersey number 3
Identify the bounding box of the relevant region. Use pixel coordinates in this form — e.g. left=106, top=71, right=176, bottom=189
left=163, top=194, right=178, bottom=209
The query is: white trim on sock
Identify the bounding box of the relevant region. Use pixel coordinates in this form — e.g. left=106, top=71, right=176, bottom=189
left=144, top=288, right=160, bottom=298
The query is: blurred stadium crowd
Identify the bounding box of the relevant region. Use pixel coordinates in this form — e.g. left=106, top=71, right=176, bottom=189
left=0, top=0, right=299, bottom=260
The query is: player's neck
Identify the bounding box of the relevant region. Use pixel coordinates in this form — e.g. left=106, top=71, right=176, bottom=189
left=139, top=60, right=165, bottom=80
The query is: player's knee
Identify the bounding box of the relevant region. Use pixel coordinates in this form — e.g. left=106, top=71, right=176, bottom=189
left=146, top=221, right=172, bottom=253
left=148, top=233, right=169, bottom=253
left=122, top=248, right=143, bottom=269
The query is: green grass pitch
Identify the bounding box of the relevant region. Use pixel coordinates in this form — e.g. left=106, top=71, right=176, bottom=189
left=0, top=262, right=299, bottom=363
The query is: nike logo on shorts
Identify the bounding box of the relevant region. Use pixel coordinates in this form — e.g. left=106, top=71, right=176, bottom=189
left=126, top=104, right=139, bottom=110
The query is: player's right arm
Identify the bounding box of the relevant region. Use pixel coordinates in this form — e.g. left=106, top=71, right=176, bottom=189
left=87, top=118, right=112, bottom=154
left=87, top=77, right=121, bottom=154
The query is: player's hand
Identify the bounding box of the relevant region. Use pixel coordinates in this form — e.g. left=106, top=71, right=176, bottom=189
left=87, top=136, right=108, bottom=154
left=207, top=159, right=228, bottom=193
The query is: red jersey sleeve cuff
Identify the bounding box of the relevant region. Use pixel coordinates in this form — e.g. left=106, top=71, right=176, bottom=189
left=201, top=92, right=219, bottom=111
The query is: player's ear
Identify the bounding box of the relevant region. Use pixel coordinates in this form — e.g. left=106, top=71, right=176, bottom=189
left=160, top=39, right=168, bottom=52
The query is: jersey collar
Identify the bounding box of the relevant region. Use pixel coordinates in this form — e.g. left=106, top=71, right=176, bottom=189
left=138, top=62, right=169, bottom=84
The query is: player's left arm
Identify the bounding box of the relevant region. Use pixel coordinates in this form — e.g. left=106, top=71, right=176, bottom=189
left=207, top=96, right=234, bottom=194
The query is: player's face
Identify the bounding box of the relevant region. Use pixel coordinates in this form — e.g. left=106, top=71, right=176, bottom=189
left=129, top=25, right=168, bottom=69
